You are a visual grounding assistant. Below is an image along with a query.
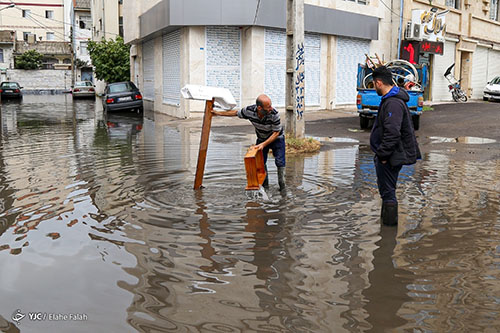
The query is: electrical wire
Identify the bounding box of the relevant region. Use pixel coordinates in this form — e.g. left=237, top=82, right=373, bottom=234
left=13, top=7, right=67, bottom=40
left=253, top=0, right=261, bottom=25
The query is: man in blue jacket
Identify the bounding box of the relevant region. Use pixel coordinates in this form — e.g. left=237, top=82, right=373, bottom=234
left=370, top=66, right=421, bottom=226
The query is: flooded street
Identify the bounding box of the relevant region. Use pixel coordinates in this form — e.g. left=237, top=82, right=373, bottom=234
left=0, top=95, right=499, bottom=332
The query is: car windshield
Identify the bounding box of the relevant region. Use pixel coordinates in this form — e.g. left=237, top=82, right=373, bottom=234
left=490, top=77, right=500, bottom=85
left=75, top=81, right=92, bottom=87
left=1, top=82, right=19, bottom=88
left=108, top=83, right=132, bottom=93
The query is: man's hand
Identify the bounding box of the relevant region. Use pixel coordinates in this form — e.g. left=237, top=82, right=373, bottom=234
left=381, top=160, right=387, bottom=164
left=254, top=143, right=265, bottom=151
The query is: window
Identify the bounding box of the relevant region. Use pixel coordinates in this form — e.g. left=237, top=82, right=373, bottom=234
left=119, top=16, right=123, bottom=37
left=80, top=41, right=88, bottom=55
left=22, top=10, right=31, bottom=18
left=0, top=49, right=3, bottom=63
left=445, top=0, right=460, bottom=10
left=344, top=0, right=367, bottom=5
left=23, top=32, right=30, bottom=41
left=79, top=15, right=91, bottom=29
left=491, top=0, right=499, bottom=21
left=46, top=32, right=55, bottom=41
left=45, top=10, right=53, bottom=19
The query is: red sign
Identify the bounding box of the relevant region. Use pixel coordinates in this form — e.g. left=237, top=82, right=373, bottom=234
left=401, top=41, right=420, bottom=64
left=419, top=41, right=444, bottom=55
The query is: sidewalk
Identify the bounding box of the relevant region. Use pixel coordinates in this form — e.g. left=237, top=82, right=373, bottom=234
left=148, top=106, right=360, bottom=129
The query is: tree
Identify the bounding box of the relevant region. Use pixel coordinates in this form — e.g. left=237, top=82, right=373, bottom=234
left=88, top=37, right=130, bottom=83
left=15, top=50, right=43, bottom=69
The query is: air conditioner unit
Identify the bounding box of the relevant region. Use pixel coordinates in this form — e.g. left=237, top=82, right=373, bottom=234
left=405, top=22, right=422, bottom=41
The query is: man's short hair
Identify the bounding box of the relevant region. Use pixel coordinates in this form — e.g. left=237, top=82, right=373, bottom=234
left=256, top=96, right=264, bottom=108
left=372, top=66, right=394, bottom=86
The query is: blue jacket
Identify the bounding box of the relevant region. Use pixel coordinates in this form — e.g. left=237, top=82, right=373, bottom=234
left=370, top=87, right=421, bottom=165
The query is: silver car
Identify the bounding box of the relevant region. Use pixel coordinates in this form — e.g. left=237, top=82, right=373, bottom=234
left=483, top=76, right=500, bottom=101
left=72, top=81, right=95, bottom=98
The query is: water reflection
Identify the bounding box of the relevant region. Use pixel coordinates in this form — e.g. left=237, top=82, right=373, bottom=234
left=0, top=96, right=499, bottom=332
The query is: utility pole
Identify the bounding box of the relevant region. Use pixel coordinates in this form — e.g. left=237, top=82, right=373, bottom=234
left=285, top=0, right=305, bottom=138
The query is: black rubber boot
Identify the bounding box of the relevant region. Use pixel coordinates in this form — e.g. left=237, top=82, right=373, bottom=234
left=381, top=202, right=398, bottom=226
left=277, top=167, right=286, bottom=191
left=262, top=166, right=269, bottom=189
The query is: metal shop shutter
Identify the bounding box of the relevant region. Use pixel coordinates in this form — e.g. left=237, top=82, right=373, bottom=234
left=162, top=30, right=181, bottom=105
left=336, top=37, right=371, bottom=105
left=264, top=29, right=321, bottom=107
left=471, top=46, right=488, bottom=100
left=206, top=26, right=241, bottom=106
left=142, top=39, right=155, bottom=100
left=487, top=49, right=500, bottom=82
left=264, top=28, right=287, bottom=107
left=431, top=40, right=455, bottom=101
left=305, top=33, right=321, bottom=106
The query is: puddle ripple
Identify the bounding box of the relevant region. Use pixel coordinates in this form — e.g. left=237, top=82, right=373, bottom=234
left=0, top=97, right=499, bottom=332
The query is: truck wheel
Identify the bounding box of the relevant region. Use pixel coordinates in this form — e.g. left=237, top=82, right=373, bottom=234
left=412, top=115, right=420, bottom=131
left=360, top=116, right=369, bottom=129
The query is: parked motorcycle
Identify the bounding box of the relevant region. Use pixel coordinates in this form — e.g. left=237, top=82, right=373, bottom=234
left=444, top=63, right=468, bottom=102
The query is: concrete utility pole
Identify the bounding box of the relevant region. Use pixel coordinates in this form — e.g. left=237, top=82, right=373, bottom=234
left=285, top=0, right=305, bottom=138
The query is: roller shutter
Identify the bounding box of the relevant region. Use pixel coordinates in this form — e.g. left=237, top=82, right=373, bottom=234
left=162, top=30, right=181, bottom=105
left=487, top=49, right=500, bottom=82
left=336, top=37, right=371, bottom=105
left=431, top=40, right=456, bottom=101
left=206, top=26, right=241, bottom=106
left=264, top=29, right=321, bottom=107
left=142, top=40, right=155, bottom=100
left=471, top=46, right=488, bottom=100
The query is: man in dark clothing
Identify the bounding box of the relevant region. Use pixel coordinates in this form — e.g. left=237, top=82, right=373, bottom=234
left=370, top=66, right=421, bottom=226
left=212, top=94, right=286, bottom=191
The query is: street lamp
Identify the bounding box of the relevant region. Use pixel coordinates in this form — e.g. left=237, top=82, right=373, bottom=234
left=1, top=4, right=15, bottom=11
left=0, top=4, right=15, bottom=26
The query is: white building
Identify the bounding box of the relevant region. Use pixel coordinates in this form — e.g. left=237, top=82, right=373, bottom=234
left=71, top=0, right=92, bottom=81
left=124, top=0, right=394, bottom=118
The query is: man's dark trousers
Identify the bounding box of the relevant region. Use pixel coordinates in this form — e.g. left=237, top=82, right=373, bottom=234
left=374, top=156, right=402, bottom=203
left=257, top=136, right=286, bottom=167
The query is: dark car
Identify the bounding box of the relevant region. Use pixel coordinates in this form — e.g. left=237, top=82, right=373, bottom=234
left=102, top=81, right=143, bottom=113
left=0, top=81, right=23, bottom=99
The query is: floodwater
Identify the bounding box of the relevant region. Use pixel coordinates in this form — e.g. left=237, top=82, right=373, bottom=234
left=0, top=95, right=499, bottom=332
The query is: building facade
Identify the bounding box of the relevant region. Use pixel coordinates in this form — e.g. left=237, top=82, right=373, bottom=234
left=0, top=0, right=66, bottom=42
left=71, top=0, right=92, bottom=82
left=91, top=0, right=122, bottom=41
left=124, top=0, right=394, bottom=118
left=401, top=0, right=500, bottom=101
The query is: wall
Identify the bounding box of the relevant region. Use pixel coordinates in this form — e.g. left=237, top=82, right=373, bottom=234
left=0, top=46, right=14, bottom=69
left=91, top=0, right=119, bottom=40
left=0, top=0, right=66, bottom=42
left=5, top=69, right=72, bottom=92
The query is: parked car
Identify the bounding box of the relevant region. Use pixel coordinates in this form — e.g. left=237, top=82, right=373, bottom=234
left=0, top=81, right=23, bottom=99
left=72, top=81, right=95, bottom=98
left=483, top=76, right=500, bottom=101
left=102, top=81, right=143, bottom=113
